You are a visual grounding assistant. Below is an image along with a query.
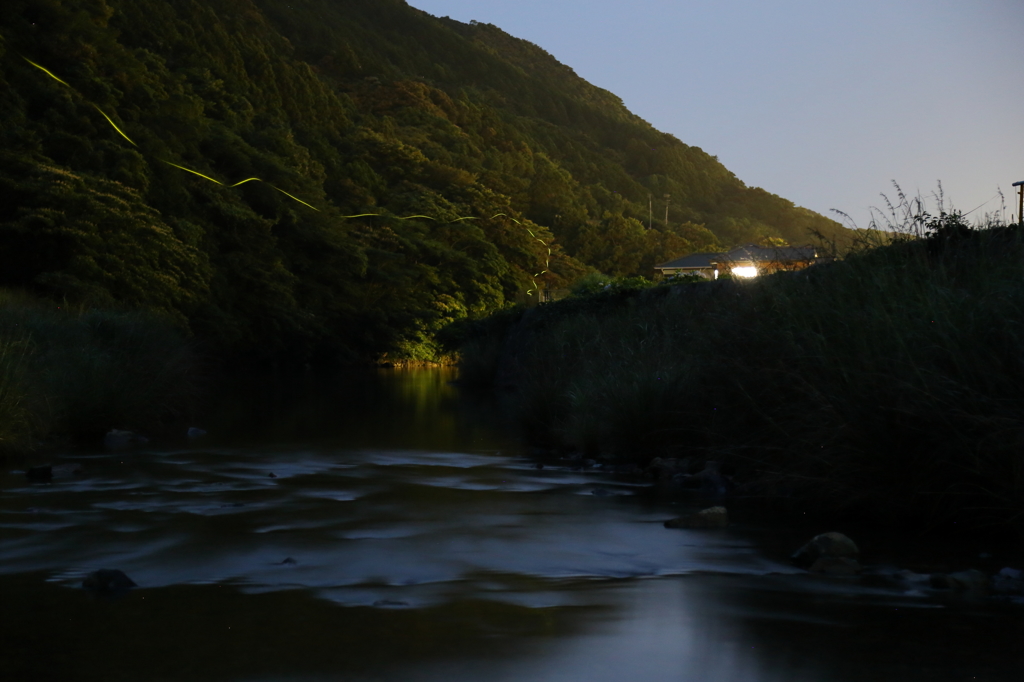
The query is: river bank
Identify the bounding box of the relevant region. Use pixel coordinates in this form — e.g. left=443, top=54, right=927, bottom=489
left=448, top=217, right=1024, bottom=535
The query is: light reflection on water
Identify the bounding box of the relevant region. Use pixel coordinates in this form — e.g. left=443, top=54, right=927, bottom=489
left=1, top=369, right=1021, bottom=681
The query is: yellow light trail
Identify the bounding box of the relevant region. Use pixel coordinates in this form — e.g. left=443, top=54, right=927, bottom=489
left=163, top=162, right=320, bottom=210
left=160, top=160, right=257, bottom=187
left=91, top=105, right=137, bottom=146
left=272, top=187, right=319, bottom=211
left=492, top=215, right=551, bottom=294
left=22, top=57, right=556, bottom=290
left=23, top=57, right=70, bottom=87
left=24, top=56, right=321, bottom=211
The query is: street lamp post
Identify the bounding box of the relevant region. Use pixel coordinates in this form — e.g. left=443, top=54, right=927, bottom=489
left=1014, top=181, right=1024, bottom=226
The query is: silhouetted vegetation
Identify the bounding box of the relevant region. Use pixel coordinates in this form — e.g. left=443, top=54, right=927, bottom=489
left=0, top=291, right=197, bottom=454
left=455, top=202, right=1024, bottom=530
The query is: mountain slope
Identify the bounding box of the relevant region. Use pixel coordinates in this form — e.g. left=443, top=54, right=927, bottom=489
left=0, top=0, right=848, bottom=361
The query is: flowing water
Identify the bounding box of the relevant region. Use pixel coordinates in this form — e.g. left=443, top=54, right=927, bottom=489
left=1, top=369, right=1021, bottom=681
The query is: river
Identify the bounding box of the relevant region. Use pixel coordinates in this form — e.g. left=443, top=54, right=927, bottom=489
left=1, top=368, right=1021, bottom=681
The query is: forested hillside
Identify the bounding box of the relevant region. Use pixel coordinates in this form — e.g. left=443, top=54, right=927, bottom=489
left=0, top=0, right=848, bottom=361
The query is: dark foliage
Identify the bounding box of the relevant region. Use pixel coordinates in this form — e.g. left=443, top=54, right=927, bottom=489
left=0, top=0, right=848, bottom=361
left=458, top=223, right=1024, bottom=530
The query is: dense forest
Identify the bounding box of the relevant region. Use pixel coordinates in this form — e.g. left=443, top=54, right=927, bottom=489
left=0, top=0, right=849, bottom=362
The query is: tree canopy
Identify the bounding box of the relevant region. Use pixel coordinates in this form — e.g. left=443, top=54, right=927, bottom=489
left=0, top=0, right=849, bottom=361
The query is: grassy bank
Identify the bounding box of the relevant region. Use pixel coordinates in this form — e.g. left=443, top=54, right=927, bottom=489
left=452, top=214, right=1024, bottom=531
left=0, top=291, right=198, bottom=456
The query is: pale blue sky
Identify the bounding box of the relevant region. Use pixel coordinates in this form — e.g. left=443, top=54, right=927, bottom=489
left=407, top=0, right=1023, bottom=228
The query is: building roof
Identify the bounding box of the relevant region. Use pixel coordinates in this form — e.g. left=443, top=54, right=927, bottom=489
left=655, top=244, right=817, bottom=270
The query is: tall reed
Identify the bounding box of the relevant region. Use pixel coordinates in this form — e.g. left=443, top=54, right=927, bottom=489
left=458, top=201, right=1024, bottom=529
left=0, top=291, right=199, bottom=452
left=0, top=337, right=33, bottom=454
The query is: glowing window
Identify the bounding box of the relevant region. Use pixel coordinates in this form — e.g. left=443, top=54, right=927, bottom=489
left=732, top=266, right=758, bottom=278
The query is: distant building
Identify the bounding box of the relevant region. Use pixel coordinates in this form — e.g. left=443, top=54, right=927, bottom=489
left=653, top=252, right=722, bottom=280
left=655, top=244, right=822, bottom=279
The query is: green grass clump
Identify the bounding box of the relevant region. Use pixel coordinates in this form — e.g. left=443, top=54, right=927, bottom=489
left=0, top=290, right=199, bottom=453
left=457, top=211, right=1024, bottom=530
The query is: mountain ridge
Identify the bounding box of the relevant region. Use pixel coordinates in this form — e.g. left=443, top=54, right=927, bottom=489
left=0, top=0, right=848, bottom=361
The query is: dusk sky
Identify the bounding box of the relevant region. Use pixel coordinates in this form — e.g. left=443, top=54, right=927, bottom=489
left=408, top=0, right=1023, bottom=229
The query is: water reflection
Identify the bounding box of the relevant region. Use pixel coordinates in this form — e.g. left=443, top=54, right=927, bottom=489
left=1, top=369, right=1021, bottom=682
left=205, top=367, right=500, bottom=452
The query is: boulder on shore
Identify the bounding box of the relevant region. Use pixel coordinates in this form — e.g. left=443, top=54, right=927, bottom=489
left=664, top=506, right=729, bottom=529
left=792, top=532, right=859, bottom=568
left=673, top=460, right=734, bottom=496
left=646, top=457, right=683, bottom=480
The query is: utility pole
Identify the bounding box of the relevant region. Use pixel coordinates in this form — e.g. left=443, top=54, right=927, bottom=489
left=1015, top=181, right=1024, bottom=226
left=648, top=194, right=652, bottom=230
left=663, top=193, right=671, bottom=229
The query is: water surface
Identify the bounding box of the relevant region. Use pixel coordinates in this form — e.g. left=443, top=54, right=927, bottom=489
left=1, top=369, right=1020, bottom=681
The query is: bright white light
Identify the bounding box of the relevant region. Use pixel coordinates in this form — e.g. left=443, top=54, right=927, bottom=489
left=732, top=266, right=758, bottom=278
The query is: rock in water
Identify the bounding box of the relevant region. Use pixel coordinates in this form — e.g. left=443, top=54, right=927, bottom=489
left=104, top=429, right=148, bottom=450
left=894, top=569, right=931, bottom=584
left=82, top=569, right=137, bottom=594
left=25, top=465, right=53, bottom=482
left=930, top=569, right=988, bottom=591
left=792, top=532, right=859, bottom=568
left=373, top=600, right=409, bottom=607
left=664, top=506, right=729, bottom=529
left=25, top=463, right=83, bottom=482
left=992, top=567, right=1024, bottom=595
left=809, top=557, right=862, bottom=575
left=51, top=463, right=84, bottom=478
